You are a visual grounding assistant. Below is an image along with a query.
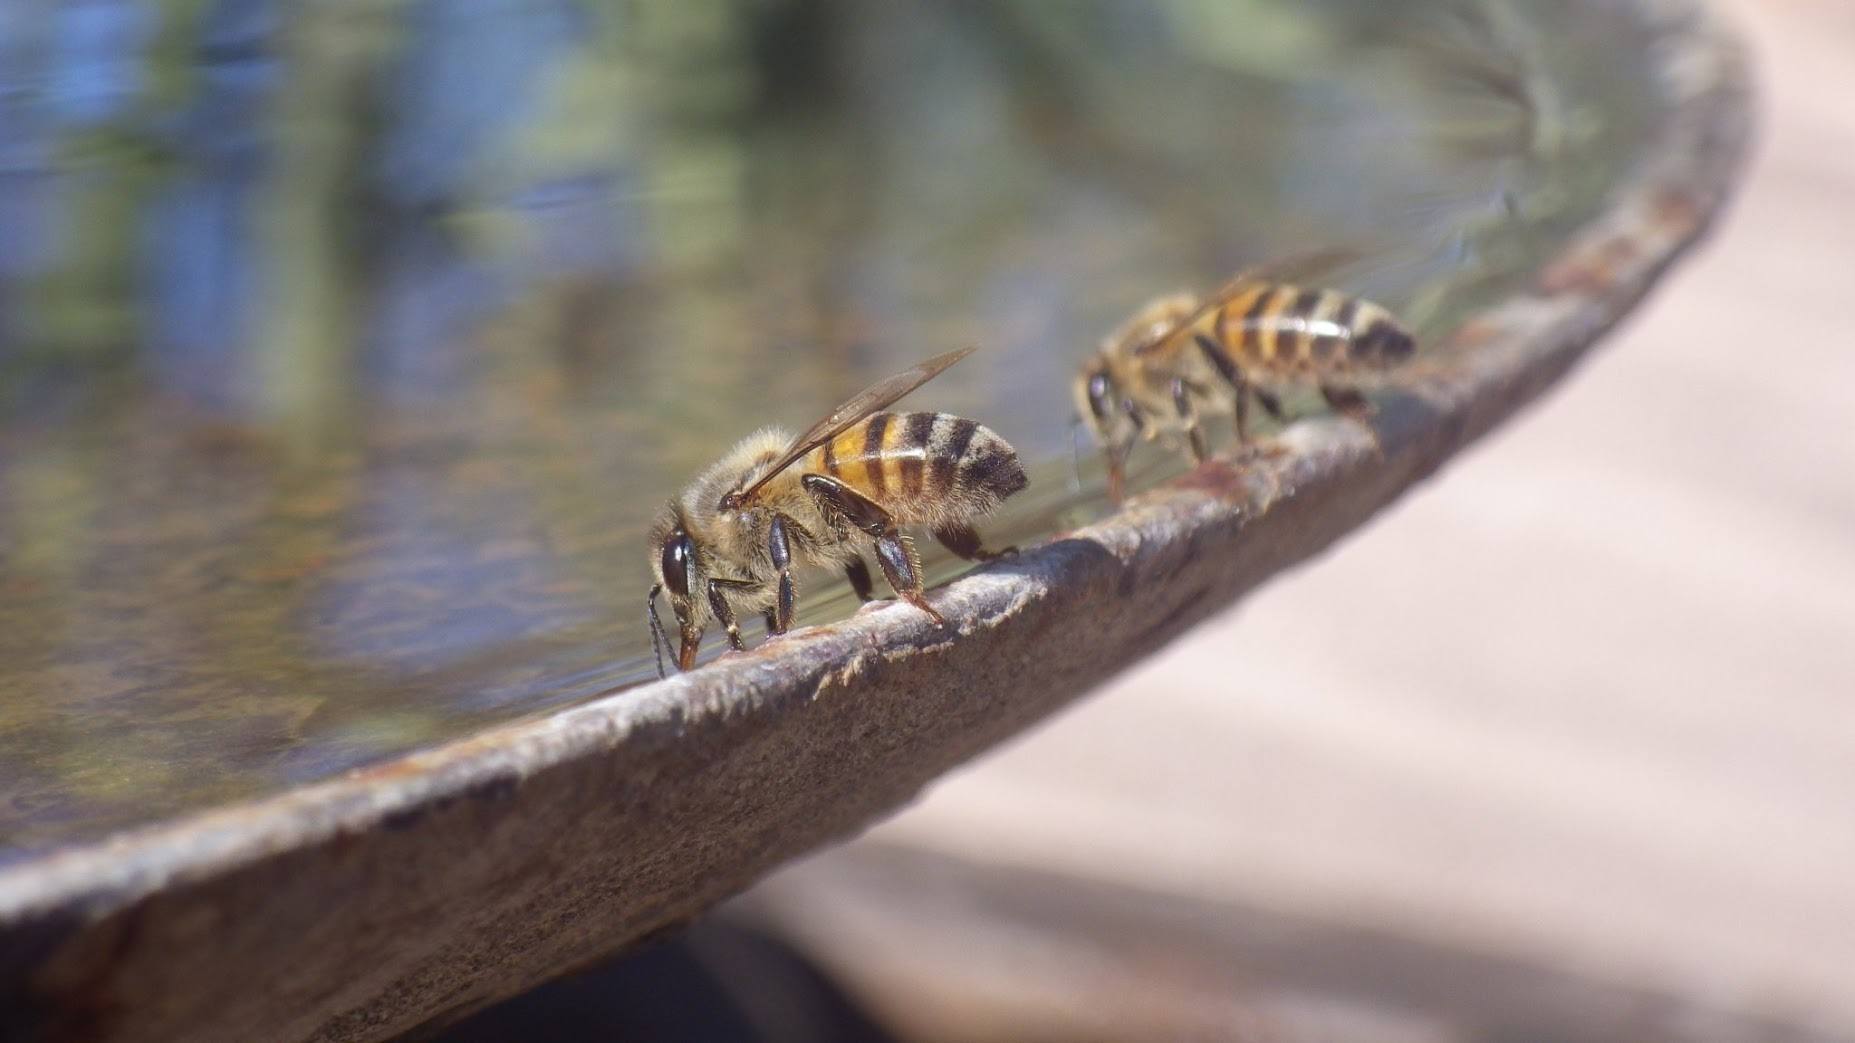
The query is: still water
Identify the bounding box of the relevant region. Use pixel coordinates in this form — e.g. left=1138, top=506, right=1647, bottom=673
left=0, top=0, right=1658, bottom=857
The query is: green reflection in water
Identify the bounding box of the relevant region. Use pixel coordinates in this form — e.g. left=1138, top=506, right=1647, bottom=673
left=0, top=0, right=1660, bottom=857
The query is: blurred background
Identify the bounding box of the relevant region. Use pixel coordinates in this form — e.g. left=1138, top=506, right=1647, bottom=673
left=1, top=0, right=1848, bottom=1040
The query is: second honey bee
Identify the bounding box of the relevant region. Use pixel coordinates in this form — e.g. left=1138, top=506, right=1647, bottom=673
left=1075, top=256, right=1415, bottom=501
left=648, top=347, right=1025, bottom=676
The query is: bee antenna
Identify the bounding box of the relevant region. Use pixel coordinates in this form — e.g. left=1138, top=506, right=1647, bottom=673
left=647, top=583, right=671, bottom=679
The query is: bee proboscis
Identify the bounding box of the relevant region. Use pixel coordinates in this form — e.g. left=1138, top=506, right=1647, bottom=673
left=648, top=347, right=1026, bottom=675
left=1075, top=252, right=1416, bottom=501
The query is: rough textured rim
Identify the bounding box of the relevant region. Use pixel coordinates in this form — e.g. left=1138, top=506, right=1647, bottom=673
left=0, top=3, right=1753, bottom=1040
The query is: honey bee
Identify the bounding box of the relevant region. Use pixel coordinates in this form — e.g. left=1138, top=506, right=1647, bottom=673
left=1074, top=253, right=1416, bottom=501
left=648, top=347, right=1026, bottom=676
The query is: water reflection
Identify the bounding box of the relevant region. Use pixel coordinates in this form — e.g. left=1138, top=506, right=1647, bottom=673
left=0, top=0, right=1653, bottom=857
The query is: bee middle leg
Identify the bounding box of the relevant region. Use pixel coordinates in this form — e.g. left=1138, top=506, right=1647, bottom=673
left=845, top=558, right=875, bottom=602
left=802, top=474, right=947, bottom=626
left=933, top=522, right=1011, bottom=562
left=1193, top=333, right=1267, bottom=445
left=1254, top=386, right=1286, bottom=423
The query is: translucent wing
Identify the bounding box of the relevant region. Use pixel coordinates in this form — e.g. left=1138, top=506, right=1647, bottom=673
left=1134, top=248, right=1362, bottom=357
left=729, top=346, right=975, bottom=507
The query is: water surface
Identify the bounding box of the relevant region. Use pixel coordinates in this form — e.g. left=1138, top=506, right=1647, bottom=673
left=0, top=0, right=1661, bottom=858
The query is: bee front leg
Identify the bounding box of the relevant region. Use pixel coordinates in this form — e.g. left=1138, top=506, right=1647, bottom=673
left=1103, top=441, right=1130, bottom=505
left=801, top=474, right=947, bottom=626
left=1107, top=399, right=1150, bottom=503
left=1170, top=377, right=1208, bottom=465
left=705, top=583, right=746, bottom=652
left=1121, top=397, right=1155, bottom=443
left=767, top=513, right=798, bottom=634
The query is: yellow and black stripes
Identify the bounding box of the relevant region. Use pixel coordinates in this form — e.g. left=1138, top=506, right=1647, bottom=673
left=898, top=411, right=936, bottom=497
left=809, top=412, right=1023, bottom=513
left=1213, top=282, right=1413, bottom=375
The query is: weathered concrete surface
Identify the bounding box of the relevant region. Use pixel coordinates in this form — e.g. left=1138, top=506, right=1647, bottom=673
left=0, top=1, right=1751, bottom=1040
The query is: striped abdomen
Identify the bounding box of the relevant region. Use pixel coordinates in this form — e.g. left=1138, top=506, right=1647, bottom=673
left=1211, top=283, right=1414, bottom=376
left=807, top=411, right=1026, bottom=520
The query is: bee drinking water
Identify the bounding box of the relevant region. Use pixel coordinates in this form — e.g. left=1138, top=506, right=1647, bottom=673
left=1075, top=254, right=1416, bottom=502
left=648, top=347, right=1026, bottom=676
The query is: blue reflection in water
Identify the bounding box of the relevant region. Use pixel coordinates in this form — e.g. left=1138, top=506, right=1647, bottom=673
left=1, top=0, right=638, bottom=410
left=364, top=174, right=639, bottom=405
left=375, top=0, right=584, bottom=209
left=140, top=0, right=275, bottom=406
left=44, top=0, right=152, bottom=125
left=360, top=0, right=631, bottom=405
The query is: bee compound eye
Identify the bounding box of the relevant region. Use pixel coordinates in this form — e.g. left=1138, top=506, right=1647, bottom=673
left=1086, top=373, right=1112, bottom=419
left=661, top=533, right=693, bottom=599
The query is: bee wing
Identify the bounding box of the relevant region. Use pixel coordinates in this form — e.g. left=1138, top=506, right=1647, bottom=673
left=1134, top=247, right=1361, bottom=358
left=732, top=346, right=976, bottom=505
left=1225, top=246, right=1363, bottom=289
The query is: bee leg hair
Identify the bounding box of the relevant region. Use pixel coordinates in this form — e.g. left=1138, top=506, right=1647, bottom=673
left=873, top=532, right=945, bottom=625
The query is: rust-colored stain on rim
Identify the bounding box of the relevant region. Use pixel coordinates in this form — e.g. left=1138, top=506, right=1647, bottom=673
left=0, top=3, right=1752, bottom=1041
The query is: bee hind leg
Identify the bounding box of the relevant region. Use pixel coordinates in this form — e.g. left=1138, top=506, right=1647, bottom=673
left=801, top=473, right=947, bottom=626
left=874, top=531, right=946, bottom=626
left=1319, top=384, right=1383, bottom=456
left=933, top=522, right=1012, bottom=562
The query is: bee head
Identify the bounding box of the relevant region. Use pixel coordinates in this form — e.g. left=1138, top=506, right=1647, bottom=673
left=1073, top=357, right=1140, bottom=503
left=647, top=506, right=708, bottom=675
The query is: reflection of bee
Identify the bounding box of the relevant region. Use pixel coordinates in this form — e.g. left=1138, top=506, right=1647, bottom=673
left=648, top=348, right=1025, bottom=675
left=1075, top=253, right=1416, bottom=501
